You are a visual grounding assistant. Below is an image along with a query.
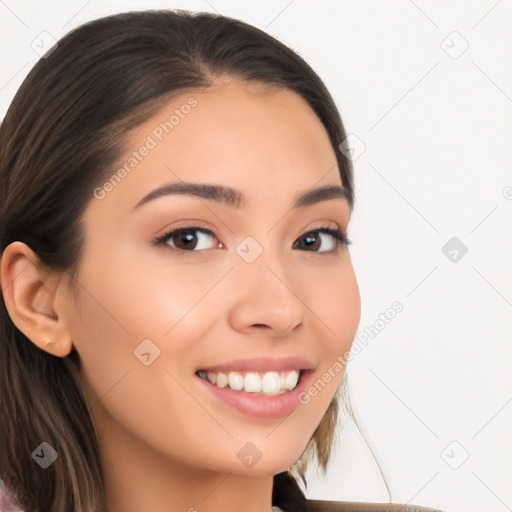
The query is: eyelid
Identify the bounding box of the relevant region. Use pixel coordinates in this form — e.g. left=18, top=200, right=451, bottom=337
left=154, top=218, right=342, bottom=239
left=154, top=219, right=214, bottom=235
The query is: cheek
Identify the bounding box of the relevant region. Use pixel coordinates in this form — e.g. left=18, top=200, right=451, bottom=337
left=66, top=244, right=225, bottom=412
left=311, top=261, right=361, bottom=355
left=71, top=245, right=215, bottom=342
left=302, top=260, right=360, bottom=409
left=66, top=254, right=229, bottom=464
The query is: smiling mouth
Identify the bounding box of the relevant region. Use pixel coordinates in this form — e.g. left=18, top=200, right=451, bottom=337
left=195, top=369, right=303, bottom=396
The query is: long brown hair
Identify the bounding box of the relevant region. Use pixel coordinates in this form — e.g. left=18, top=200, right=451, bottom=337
left=0, top=9, right=356, bottom=511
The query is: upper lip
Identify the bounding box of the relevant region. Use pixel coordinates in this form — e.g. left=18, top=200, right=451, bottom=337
left=197, top=355, right=316, bottom=373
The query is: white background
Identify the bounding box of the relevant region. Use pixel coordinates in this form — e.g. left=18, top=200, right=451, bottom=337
left=1, top=2, right=511, bottom=512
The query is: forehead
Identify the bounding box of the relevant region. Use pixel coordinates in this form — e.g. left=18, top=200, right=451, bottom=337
left=130, top=79, right=336, bottom=170
left=93, top=79, right=344, bottom=217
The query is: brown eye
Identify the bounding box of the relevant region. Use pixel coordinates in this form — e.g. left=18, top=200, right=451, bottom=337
left=295, top=231, right=321, bottom=251
left=170, top=229, right=200, bottom=250
left=153, top=226, right=350, bottom=254
left=154, top=227, right=220, bottom=251
left=293, top=228, right=349, bottom=253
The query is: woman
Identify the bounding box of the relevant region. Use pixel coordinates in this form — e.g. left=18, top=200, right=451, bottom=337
left=0, top=9, right=445, bottom=512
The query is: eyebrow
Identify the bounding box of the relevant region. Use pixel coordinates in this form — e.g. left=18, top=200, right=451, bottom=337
left=131, top=181, right=351, bottom=212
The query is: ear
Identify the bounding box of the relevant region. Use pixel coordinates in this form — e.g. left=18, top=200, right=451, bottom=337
left=0, top=241, right=74, bottom=358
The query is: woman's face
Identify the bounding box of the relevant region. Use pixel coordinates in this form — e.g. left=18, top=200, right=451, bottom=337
left=63, top=78, right=360, bottom=476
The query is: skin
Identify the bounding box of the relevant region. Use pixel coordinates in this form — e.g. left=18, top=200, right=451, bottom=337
left=1, top=79, right=361, bottom=512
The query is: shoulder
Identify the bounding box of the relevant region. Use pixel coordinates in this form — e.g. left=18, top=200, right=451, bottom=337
left=301, top=498, right=447, bottom=512
left=0, top=480, right=25, bottom=512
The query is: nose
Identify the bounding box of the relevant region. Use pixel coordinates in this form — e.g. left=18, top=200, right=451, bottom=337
left=227, top=254, right=305, bottom=338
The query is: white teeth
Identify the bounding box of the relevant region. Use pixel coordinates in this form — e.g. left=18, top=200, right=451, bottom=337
left=216, top=372, right=228, bottom=388
left=198, top=369, right=301, bottom=395
left=261, top=371, right=281, bottom=394
left=244, top=372, right=262, bottom=392
left=284, top=370, right=300, bottom=390
left=228, top=371, right=244, bottom=391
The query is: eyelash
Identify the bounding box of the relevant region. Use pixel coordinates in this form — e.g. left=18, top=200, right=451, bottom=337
left=152, top=225, right=352, bottom=255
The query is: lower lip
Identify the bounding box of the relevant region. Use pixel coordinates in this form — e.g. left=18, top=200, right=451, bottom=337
left=195, top=370, right=313, bottom=419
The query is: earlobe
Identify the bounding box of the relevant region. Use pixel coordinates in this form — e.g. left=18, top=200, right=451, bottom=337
left=0, top=241, right=74, bottom=358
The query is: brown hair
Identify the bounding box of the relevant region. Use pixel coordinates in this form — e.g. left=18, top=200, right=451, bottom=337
left=0, top=9, right=357, bottom=511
